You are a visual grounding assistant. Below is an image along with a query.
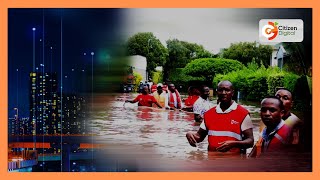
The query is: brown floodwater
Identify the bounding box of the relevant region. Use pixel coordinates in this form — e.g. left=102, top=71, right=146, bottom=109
left=90, top=93, right=311, bottom=172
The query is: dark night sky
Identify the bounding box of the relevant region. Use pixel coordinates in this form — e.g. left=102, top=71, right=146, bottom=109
left=8, top=9, right=126, bottom=118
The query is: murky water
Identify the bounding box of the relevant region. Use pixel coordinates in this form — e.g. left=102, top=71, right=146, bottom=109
left=90, top=93, right=311, bottom=172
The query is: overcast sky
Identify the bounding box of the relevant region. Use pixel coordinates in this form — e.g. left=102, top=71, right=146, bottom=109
left=122, top=9, right=268, bottom=54
left=121, top=8, right=314, bottom=54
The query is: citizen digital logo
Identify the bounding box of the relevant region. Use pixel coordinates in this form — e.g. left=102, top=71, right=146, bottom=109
left=259, top=19, right=303, bottom=42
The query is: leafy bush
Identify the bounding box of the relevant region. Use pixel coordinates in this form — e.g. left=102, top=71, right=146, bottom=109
left=213, top=61, right=300, bottom=101
left=133, top=72, right=143, bottom=92
left=152, top=71, right=163, bottom=84
left=170, top=68, right=205, bottom=92
left=183, top=58, right=245, bottom=83
left=267, top=74, right=285, bottom=95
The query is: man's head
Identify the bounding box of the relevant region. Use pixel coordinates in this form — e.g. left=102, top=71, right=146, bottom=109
left=217, top=80, right=234, bottom=104
left=275, top=88, right=293, bottom=113
left=200, top=85, right=210, bottom=100
left=260, top=96, right=284, bottom=129
left=142, top=85, right=149, bottom=94
left=157, top=83, right=163, bottom=94
left=168, top=83, right=176, bottom=92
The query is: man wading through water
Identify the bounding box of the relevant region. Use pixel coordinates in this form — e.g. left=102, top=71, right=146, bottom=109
left=186, top=80, right=254, bottom=155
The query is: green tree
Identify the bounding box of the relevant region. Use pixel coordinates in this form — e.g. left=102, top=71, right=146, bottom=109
left=126, top=32, right=168, bottom=79
left=183, top=58, right=244, bottom=84
left=164, top=39, right=214, bottom=81
left=282, top=42, right=311, bottom=76
left=221, top=41, right=273, bottom=67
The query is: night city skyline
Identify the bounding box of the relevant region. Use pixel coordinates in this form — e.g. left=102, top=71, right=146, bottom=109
left=7, top=8, right=313, bottom=172
left=8, top=9, right=126, bottom=118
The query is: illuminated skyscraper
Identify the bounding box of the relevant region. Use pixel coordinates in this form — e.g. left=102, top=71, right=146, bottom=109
left=61, top=94, right=87, bottom=134
left=29, top=72, right=59, bottom=135
left=28, top=72, right=87, bottom=135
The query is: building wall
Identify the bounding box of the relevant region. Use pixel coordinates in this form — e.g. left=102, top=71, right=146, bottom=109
left=129, top=55, right=147, bottom=81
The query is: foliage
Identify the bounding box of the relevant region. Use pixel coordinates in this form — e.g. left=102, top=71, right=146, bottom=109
left=183, top=58, right=244, bottom=84
left=169, top=68, right=205, bottom=92
left=213, top=61, right=300, bottom=101
left=133, top=71, right=143, bottom=92
left=221, top=41, right=273, bottom=67
left=282, top=42, right=311, bottom=76
left=152, top=71, right=163, bottom=84
left=126, top=32, right=169, bottom=77
left=164, top=39, right=215, bottom=81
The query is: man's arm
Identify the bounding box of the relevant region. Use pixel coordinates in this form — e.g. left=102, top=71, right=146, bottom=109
left=194, top=114, right=203, bottom=122
left=151, top=96, right=162, bottom=108
left=216, top=114, right=254, bottom=152
left=237, top=128, right=254, bottom=148
left=165, top=93, right=170, bottom=109
left=186, top=128, right=208, bottom=147
left=216, top=128, right=254, bottom=152
left=154, top=101, right=162, bottom=108
left=177, top=91, right=182, bottom=109
left=125, top=95, right=139, bottom=103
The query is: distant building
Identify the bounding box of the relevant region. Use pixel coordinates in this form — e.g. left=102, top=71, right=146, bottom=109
left=61, top=94, right=87, bottom=134
left=155, top=66, right=163, bottom=72
left=270, top=43, right=289, bottom=69
left=8, top=117, right=15, bottom=136
left=128, top=55, right=147, bottom=81
left=8, top=117, right=29, bottom=136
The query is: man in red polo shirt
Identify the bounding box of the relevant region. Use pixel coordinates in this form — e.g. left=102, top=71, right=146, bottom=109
left=125, top=86, right=162, bottom=108
left=186, top=80, right=254, bottom=154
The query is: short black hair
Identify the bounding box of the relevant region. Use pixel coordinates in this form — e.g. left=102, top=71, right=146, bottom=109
left=275, top=87, right=293, bottom=97
left=200, top=85, right=209, bottom=93
left=262, top=96, right=284, bottom=110
left=275, top=87, right=292, bottom=93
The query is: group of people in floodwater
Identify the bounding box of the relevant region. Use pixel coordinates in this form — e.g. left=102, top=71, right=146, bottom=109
left=125, top=80, right=303, bottom=158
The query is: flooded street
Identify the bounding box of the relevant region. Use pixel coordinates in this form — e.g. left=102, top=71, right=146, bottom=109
left=90, top=93, right=311, bottom=172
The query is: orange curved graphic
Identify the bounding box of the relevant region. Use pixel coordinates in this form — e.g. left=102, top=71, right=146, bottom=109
left=266, top=22, right=278, bottom=40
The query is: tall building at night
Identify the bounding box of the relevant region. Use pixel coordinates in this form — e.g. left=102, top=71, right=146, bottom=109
left=61, top=94, right=87, bottom=134
left=28, top=72, right=87, bottom=135
left=9, top=116, right=29, bottom=136
left=29, top=72, right=59, bottom=135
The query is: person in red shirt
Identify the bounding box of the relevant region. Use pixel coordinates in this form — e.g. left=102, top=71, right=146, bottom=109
left=125, top=86, right=162, bottom=108
left=162, top=82, right=168, bottom=93
left=167, top=83, right=182, bottom=109
left=249, top=96, right=292, bottom=158
left=186, top=80, right=254, bottom=154
left=150, top=83, right=158, bottom=93
left=182, top=86, right=200, bottom=112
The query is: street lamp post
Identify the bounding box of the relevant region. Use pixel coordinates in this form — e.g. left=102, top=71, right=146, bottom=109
left=32, top=28, right=36, bottom=72
left=90, top=52, right=94, bottom=162
left=91, top=52, right=94, bottom=99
